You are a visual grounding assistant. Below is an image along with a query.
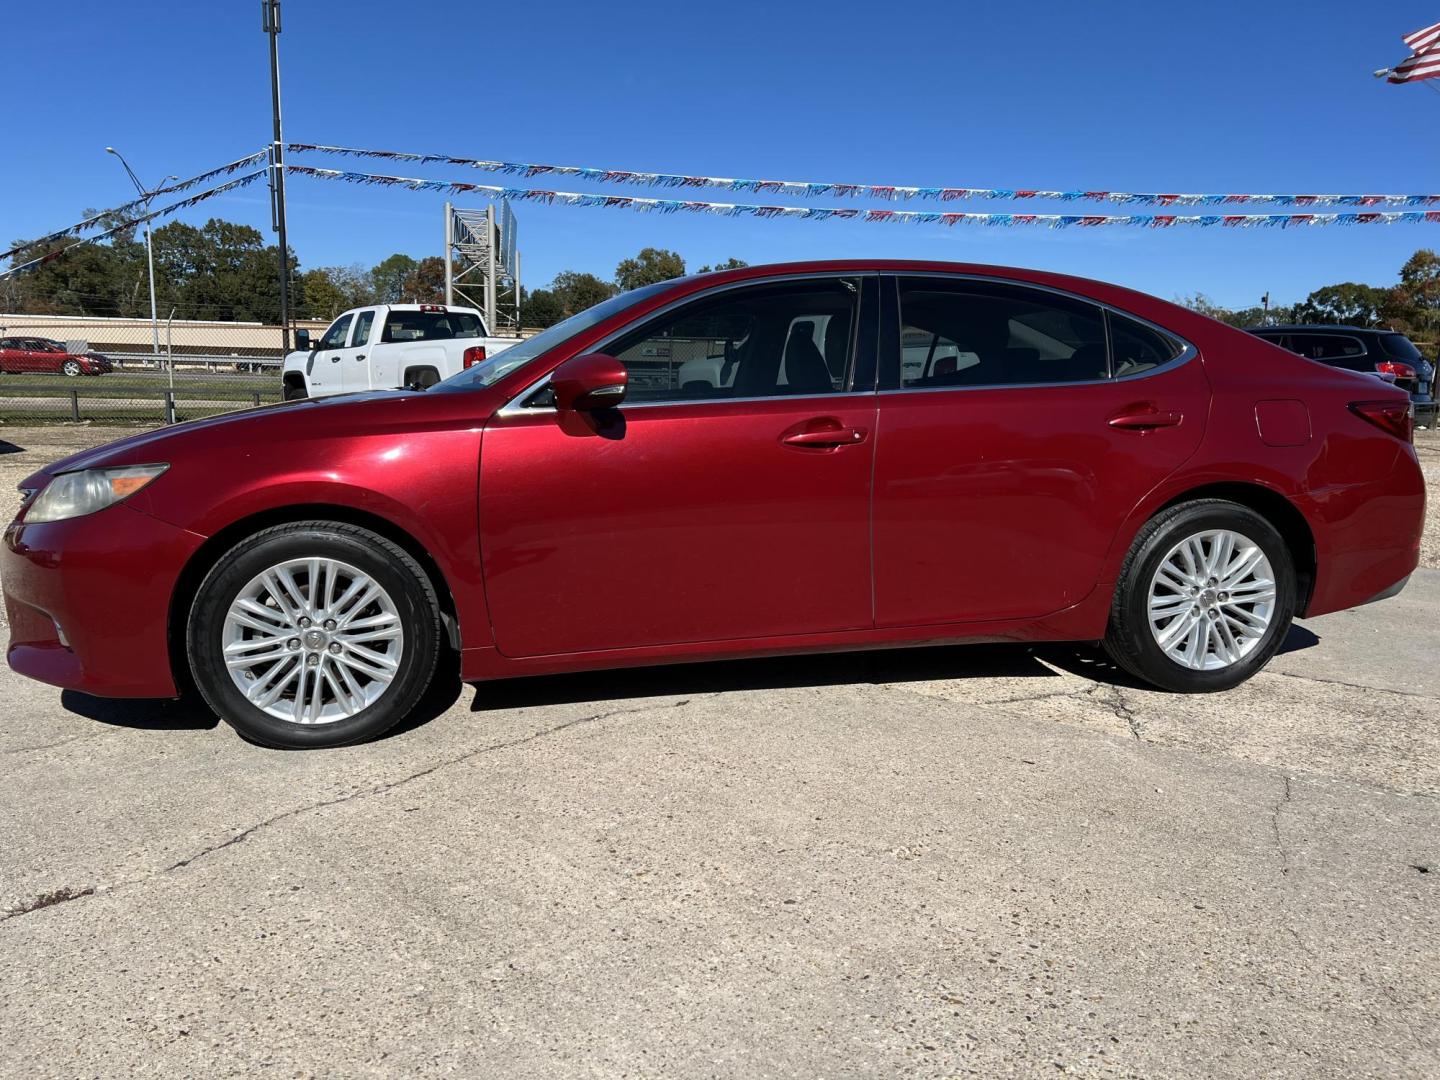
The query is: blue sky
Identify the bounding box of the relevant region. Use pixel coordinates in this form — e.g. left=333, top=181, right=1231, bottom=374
left=3, top=0, right=1439, bottom=308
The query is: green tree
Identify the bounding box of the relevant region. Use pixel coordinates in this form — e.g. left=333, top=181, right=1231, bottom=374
left=615, top=247, right=686, bottom=291
left=697, top=258, right=749, bottom=273
left=370, top=253, right=419, bottom=303
left=522, top=287, right=566, bottom=328
left=300, top=268, right=350, bottom=320
left=1395, top=249, right=1440, bottom=339
left=1293, top=282, right=1387, bottom=327
left=551, top=270, right=617, bottom=315
left=401, top=256, right=448, bottom=305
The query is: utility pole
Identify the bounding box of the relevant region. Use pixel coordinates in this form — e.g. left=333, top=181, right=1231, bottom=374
left=262, top=0, right=291, bottom=353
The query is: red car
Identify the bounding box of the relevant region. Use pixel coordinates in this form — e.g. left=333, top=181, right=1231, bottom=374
left=1, top=261, right=1424, bottom=748
left=0, top=336, right=113, bottom=375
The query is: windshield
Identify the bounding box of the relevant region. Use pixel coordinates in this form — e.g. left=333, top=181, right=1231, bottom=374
left=432, top=281, right=676, bottom=391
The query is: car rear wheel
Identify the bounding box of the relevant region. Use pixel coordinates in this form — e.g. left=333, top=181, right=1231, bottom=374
left=1103, top=499, right=1296, bottom=692
left=186, top=522, right=441, bottom=748
left=62, top=359, right=82, bottom=377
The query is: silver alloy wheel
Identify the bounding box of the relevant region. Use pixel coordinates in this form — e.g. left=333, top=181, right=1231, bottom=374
left=1147, top=529, right=1276, bottom=671
left=62, top=360, right=81, bottom=376
left=221, top=557, right=404, bottom=724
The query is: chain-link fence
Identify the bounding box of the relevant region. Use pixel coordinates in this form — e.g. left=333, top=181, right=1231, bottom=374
left=0, top=288, right=329, bottom=426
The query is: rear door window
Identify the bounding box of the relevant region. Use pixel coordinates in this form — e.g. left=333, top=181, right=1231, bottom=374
left=1110, top=315, right=1183, bottom=377
left=351, top=310, right=375, bottom=348
left=897, top=278, right=1109, bottom=387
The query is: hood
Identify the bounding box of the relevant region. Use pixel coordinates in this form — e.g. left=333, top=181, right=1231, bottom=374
left=20, top=390, right=412, bottom=489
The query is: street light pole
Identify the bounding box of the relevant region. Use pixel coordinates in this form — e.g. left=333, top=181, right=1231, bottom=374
left=105, top=147, right=173, bottom=355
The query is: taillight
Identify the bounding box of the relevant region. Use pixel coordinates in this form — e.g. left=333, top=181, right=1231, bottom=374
left=463, top=345, right=487, bottom=368
left=1376, top=360, right=1417, bottom=380
left=1349, top=399, right=1413, bottom=442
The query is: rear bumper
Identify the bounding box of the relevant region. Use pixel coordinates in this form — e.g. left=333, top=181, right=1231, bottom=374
left=1304, top=445, right=1426, bottom=618
left=2, top=504, right=206, bottom=697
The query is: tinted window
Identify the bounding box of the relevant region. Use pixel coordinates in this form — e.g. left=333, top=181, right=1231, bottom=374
left=382, top=310, right=482, bottom=342
left=1287, top=333, right=1368, bottom=370
left=898, top=279, right=1108, bottom=387
left=606, top=279, right=858, bottom=403
left=1380, top=333, right=1423, bottom=361
left=1111, top=314, right=1183, bottom=376
left=436, top=281, right=675, bottom=392
left=319, top=314, right=353, bottom=351
left=351, top=310, right=375, bottom=347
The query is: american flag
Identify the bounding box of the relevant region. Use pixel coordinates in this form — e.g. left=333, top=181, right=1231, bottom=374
left=1403, top=20, right=1440, bottom=54
left=1380, top=20, right=1440, bottom=83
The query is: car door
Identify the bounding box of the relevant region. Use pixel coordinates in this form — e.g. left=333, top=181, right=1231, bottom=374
left=15, top=339, right=55, bottom=373
left=872, top=275, right=1210, bottom=626
left=338, top=308, right=378, bottom=392
left=307, top=313, right=353, bottom=395
left=479, top=275, right=878, bottom=658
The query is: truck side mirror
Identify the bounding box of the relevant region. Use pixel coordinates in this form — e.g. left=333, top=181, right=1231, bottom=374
left=294, top=329, right=312, bottom=351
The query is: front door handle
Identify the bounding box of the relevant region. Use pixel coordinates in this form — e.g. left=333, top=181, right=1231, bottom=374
left=1108, top=408, right=1182, bottom=430
left=781, top=426, right=868, bottom=448
left=330, top=354, right=340, bottom=363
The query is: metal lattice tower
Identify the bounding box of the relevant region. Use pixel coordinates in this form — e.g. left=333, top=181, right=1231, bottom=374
left=444, top=201, right=520, bottom=334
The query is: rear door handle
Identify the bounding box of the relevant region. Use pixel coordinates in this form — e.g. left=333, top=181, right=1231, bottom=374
left=355, top=354, right=365, bottom=361
left=781, top=426, right=868, bottom=448
left=1108, top=409, right=1182, bottom=430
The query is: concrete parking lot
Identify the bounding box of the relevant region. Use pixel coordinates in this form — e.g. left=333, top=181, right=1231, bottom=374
left=0, top=424, right=1437, bottom=1078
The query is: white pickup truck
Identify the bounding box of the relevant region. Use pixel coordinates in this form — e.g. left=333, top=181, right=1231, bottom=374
left=282, top=303, right=514, bottom=399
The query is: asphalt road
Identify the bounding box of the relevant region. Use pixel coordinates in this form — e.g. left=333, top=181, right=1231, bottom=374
left=0, top=426, right=1435, bottom=1078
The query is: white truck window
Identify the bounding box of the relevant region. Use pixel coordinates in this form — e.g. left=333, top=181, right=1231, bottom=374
left=319, top=314, right=353, bottom=350
left=351, top=311, right=375, bottom=347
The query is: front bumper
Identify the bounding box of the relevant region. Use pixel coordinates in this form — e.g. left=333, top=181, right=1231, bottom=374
left=2, top=502, right=206, bottom=697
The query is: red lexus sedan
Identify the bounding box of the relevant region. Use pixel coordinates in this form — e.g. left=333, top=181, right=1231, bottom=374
left=1, top=262, right=1424, bottom=748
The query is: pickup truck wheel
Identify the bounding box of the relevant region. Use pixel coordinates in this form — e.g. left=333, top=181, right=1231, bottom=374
left=403, top=366, right=440, bottom=390
left=186, top=522, right=442, bottom=749
left=282, top=378, right=308, bottom=401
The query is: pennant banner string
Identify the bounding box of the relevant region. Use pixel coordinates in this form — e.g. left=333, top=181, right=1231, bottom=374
left=287, top=142, right=1440, bottom=209
left=285, top=165, right=1440, bottom=230
left=0, top=170, right=269, bottom=279
left=0, top=150, right=269, bottom=265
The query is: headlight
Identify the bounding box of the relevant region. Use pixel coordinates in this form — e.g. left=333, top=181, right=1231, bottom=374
left=25, top=464, right=168, bottom=524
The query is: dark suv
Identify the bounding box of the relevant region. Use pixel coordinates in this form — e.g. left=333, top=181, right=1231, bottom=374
left=1247, top=325, right=1436, bottom=429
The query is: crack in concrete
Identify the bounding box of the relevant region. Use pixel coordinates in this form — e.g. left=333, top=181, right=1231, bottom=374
left=1268, top=670, right=1427, bottom=700
left=0, top=695, right=707, bottom=925
left=1084, top=683, right=1144, bottom=740
left=3, top=730, right=114, bottom=756
left=1270, top=774, right=1294, bottom=877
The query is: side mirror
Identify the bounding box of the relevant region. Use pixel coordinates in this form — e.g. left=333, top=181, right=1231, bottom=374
left=551, top=352, right=628, bottom=411
left=294, top=329, right=312, bottom=351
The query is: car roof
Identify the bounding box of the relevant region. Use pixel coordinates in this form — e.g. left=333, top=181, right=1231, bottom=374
left=1251, top=324, right=1395, bottom=334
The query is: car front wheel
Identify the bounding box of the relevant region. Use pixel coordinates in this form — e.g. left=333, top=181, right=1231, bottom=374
left=1103, top=499, right=1296, bottom=692
left=187, top=521, right=442, bottom=748
left=62, top=359, right=82, bottom=376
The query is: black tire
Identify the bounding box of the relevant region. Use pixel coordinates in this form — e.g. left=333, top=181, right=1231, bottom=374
left=1103, top=499, right=1296, bottom=693
left=62, top=359, right=82, bottom=377
left=186, top=521, right=441, bottom=748
left=282, top=379, right=308, bottom=401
